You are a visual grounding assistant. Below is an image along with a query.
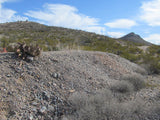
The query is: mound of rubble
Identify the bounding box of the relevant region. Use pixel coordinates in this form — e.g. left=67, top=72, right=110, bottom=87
left=0, top=50, right=146, bottom=120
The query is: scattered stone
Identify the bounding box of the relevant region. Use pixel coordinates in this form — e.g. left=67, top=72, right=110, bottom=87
left=6, top=74, right=11, bottom=77
left=27, top=56, right=34, bottom=61
left=52, top=73, right=60, bottom=79
left=48, top=105, right=55, bottom=111
left=42, top=91, right=50, bottom=101
left=61, top=116, right=68, bottom=120
left=32, top=108, right=37, bottom=112
left=31, top=102, right=39, bottom=106
left=69, top=89, right=75, bottom=93
left=29, top=114, right=34, bottom=120
left=39, top=106, right=47, bottom=114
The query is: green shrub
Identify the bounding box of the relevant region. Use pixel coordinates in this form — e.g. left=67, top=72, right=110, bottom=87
left=142, top=54, right=160, bottom=74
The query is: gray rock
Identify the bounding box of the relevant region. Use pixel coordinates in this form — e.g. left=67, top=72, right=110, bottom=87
left=48, top=105, right=54, bottom=111
left=39, top=106, right=47, bottom=114
left=29, top=114, right=34, bottom=120
left=32, top=102, right=38, bottom=106
left=27, top=56, right=34, bottom=61
left=42, top=91, right=50, bottom=101
left=32, top=108, right=37, bottom=112
left=61, top=116, right=68, bottom=120
left=6, top=74, right=11, bottom=77
left=52, top=73, right=60, bottom=78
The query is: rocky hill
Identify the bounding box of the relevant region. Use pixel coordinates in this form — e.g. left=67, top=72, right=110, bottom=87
left=0, top=21, right=146, bottom=52
left=1, top=21, right=156, bottom=65
left=120, top=32, right=152, bottom=45
left=1, top=51, right=160, bottom=120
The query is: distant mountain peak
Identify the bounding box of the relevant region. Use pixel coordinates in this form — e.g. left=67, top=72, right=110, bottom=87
left=129, top=32, right=135, bottom=35
left=120, top=32, right=152, bottom=45
left=127, top=32, right=140, bottom=37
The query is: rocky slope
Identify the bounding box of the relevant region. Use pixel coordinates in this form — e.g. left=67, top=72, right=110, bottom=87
left=0, top=50, right=159, bottom=120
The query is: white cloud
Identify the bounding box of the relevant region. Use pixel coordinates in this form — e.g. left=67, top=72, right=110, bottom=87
left=84, top=26, right=106, bottom=35
left=104, top=19, right=137, bottom=29
left=25, top=3, right=105, bottom=34
left=0, top=0, right=8, bottom=4
left=0, top=0, right=28, bottom=23
left=144, top=34, right=160, bottom=45
left=140, top=0, right=160, bottom=26
left=107, top=32, right=125, bottom=38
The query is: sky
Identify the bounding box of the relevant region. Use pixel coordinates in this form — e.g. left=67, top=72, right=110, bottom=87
left=0, top=0, right=160, bottom=45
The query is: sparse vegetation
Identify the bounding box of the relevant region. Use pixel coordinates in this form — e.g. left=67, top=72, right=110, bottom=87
left=67, top=77, right=160, bottom=120
left=109, top=80, right=134, bottom=94
left=121, top=73, right=146, bottom=91
left=65, top=73, right=157, bottom=120
left=1, top=21, right=160, bottom=74
left=141, top=45, right=160, bottom=74
left=1, top=42, right=160, bottom=120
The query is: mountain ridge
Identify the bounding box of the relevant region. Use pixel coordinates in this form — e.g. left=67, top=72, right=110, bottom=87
left=0, top=21, right=159, bottom=68
left=0, top=21, right=152, bottom=46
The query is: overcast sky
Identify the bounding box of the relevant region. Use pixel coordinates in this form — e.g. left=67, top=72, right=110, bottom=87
left=0, top=0, right=160, bottom=44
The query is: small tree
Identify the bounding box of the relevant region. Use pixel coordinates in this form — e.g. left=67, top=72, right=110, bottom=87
left=0, top=37, right=9, bottom=48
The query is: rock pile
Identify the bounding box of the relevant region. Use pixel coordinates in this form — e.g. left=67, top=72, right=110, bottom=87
left=15, top=43, right=41, bottom=61
left=1, top=50, right=156, bottom=120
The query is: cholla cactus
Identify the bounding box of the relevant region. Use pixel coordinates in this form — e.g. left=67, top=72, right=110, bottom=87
left=16, top=43, right=41, bottom=60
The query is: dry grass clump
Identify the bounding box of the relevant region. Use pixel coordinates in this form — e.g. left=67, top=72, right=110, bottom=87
left=134, top=66, right=147, bottom=75
left=110, top=80, right=134, bottom=94
left=109, top=80, right=134, bottom=101
left=68, top=92, right=88, bottom=110
left=121, top=73, right=146, bottom=91
left=67, top=89, right=160, bottom=120
left=66, top=74, right=159, bottom=120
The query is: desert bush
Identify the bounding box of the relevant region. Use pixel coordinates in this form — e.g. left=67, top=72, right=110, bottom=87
left=146, top=60, right=160, bottom=74
left=134, top=66, right=147, bottom=75
left=68, top=89, right=120, bottom=120
left=142, top=53, right=160, bottom=74
left=68, top=92, right=88, bottom=110
left=67, top=77, right=158, bottom=120
left=67, top=89, right=160, bottom=120
left=110, top=80, right=134, bottom=94
left=109, top=81, right=134, bottom=102
left=148, top=103, right=160, bottom=120
left=121, top=73, right=146, bottom=91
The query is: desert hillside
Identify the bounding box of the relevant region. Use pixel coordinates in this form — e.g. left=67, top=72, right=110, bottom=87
left=1, top=21, right=160, bottom=75
left=0, top=51, right=160, bottom=120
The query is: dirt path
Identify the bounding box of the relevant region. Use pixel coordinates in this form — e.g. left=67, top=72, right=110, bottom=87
left=138, top=46, right=149, bottom=53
